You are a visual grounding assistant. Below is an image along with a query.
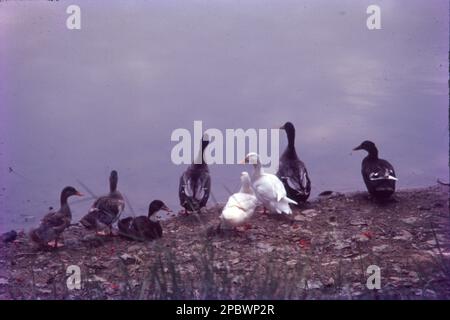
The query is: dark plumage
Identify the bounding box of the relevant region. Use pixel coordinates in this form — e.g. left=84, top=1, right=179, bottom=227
left=80, top=170, right=125, bottom=234
left=353, top=140, right=397, bottom=199
left=276, top=122, right=311, bottom=203
left=118, top=200, right=170, bottom=241
left=1, top=230, right=17, bottom=243
left=178, top=137, right=211, bottom=212
left=30, top=186, right=83, bottom=248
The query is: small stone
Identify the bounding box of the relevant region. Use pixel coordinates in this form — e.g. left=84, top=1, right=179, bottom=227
left=393, top=230, right=413, bottom=241
left=401, top=217, right=418, bottom=224
left=301, top=209, right=318, bottom=218
left=306, top=280, right=322, bottom=289
left=325, top=277, right=335, bottom=287
left=37, top=288, right=52, bottom=294
left=92, top=275, right=107, bottom=283
left=120, top=253, right=138, bottom=265
left=335, top=240, right=351, bottom=250
left=0, top=278, right=8, bottom=285
left=372, top=244, right=390, bottom=253
left=354, top=233, right=370, bottom=242
left=350, top=219, right=368, bottom=226
left=127, top=245, right=142, bottom=253
left=1, top=230, right=17, bottom=243
left=294, top=215, right=307, bottom=222
left=257, top=243, right=274, bottom=252
left=286, top=260, right=297, bottom=266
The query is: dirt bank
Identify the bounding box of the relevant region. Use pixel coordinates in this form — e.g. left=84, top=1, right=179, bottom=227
left=0, top=185, right=449, bottom=299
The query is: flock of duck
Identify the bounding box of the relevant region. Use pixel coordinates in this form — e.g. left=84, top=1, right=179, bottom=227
left=29, top=122, right=398, bottom=249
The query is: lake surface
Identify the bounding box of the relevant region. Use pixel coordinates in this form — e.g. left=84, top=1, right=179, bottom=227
left=0, top=1, right=448, bottom=232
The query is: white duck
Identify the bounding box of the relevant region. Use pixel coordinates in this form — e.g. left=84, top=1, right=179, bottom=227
left=220, top=172, right=259, bottom=229
left=242, top=152, right=297, bottom=214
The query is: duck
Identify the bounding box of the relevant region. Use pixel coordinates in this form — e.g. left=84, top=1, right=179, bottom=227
left=353, top=140, right=398, bottom=199
left=30, top=186, right=83, bottom=248
left=80, top=170, right=125, bottom=235
left=118, top=200, right=170, bottom=241
left=178, top=136, right=211, bottom=213
left=220, top=172, right=259, bottom=229
left=242, top=152, right=297, bottom=214
left=277, top=122, right=311, bottom=203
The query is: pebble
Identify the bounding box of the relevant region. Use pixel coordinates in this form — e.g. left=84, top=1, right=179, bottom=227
left=393, top=230, right=413, bottom=241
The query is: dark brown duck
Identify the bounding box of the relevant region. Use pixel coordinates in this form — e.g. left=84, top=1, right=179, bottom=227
left=30, top=186, right=83, bottom=248
left=118, top=200, right=170, bottom=241
left=80, top=170, right=125, bottom=235
left=276, top=122, right=311, bottom=203
left=353, top=140, right=397, bottom=199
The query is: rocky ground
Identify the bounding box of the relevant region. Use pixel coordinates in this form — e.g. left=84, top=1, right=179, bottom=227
left=0, top=184, right=449, bottom=300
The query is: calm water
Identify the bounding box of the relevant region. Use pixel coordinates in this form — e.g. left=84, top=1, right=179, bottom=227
left=0, top=1, right=448, bottom=232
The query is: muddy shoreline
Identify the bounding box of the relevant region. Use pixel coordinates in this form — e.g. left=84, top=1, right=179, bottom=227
left=0, top=185, right=449, bottom=299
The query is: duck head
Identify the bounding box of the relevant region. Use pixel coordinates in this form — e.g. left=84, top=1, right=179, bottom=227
left=240, top=152, right=260, bottom=166
left=353, top=140, right=378, bottom=158
left=60, top=186, right=83, bottom=204
left=148, top=200, right=171, bottom=218
left=280, top=122, right=295, bottom=135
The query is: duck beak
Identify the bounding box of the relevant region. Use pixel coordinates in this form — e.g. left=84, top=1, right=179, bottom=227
left=76, top=192, right=84, bottom=196
left=353, top=145, right=362, bottom=151
left=239, top=158, right=247, bottom=164
left=279, top=124, right=285, bottom=130
left=387, top=175, right=398, bottom=181
left=162, top=205, right=172, bottom=212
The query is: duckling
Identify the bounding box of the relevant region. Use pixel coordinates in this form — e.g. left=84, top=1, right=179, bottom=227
left=118, top=200, right=171, bottom=241
left=30, top=186, right=83, bottom=248
left=353, top=140, right=397, bottom=199
left=80, top=170, right=125, bottom=235
left=178, top=136, right=211, bottom=213
left=277, top=122, right=311, bottom=203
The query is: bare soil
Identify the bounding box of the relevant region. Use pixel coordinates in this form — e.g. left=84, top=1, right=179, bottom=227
left=0, top=184, right=449, bottom=299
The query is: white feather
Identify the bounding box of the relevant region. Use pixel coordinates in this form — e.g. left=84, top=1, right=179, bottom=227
left=244, top=153, right=297, bottom=214
left=220, top=172, right=259, bottom=228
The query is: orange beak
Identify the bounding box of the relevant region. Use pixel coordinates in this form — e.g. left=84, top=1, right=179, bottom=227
left=76, top=192, right=84, bottom=196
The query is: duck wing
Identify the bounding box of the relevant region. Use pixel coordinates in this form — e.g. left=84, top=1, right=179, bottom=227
left=254, top=173, right=287, bottom=203
left=362, top=159, right=396, bottom=182
left=118, top=217, right=134, bottom=237
left=277, top=159, right=311, bottom=196
left=132, top=217, right=162, bottom=240
left=41, top=209, right=70, bottom=230
left=31, top=209, right=70, bottom=244
left=179, top=167, right=210, bottom=210
left=91, top=195, right=125, bottom=223
left=223, top=192, right=258, bottom=214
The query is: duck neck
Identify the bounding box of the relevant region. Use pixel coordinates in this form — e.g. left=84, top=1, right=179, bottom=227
left=366, top=147, right=379, bottom=160
left=60, top=194, right=69, bottom=207
left=60, top=194, right=71, bottom=213
left=252, top=162, right=263, bottom=178
left=239, top=178, right=254, bottom=194
left=195, top=141, right=209, bottom=165
left=110, top=179, right=117, bottom=193
left=148, top=210, right=158, bottom=222
left=286, top=129, right=298, bottom=157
